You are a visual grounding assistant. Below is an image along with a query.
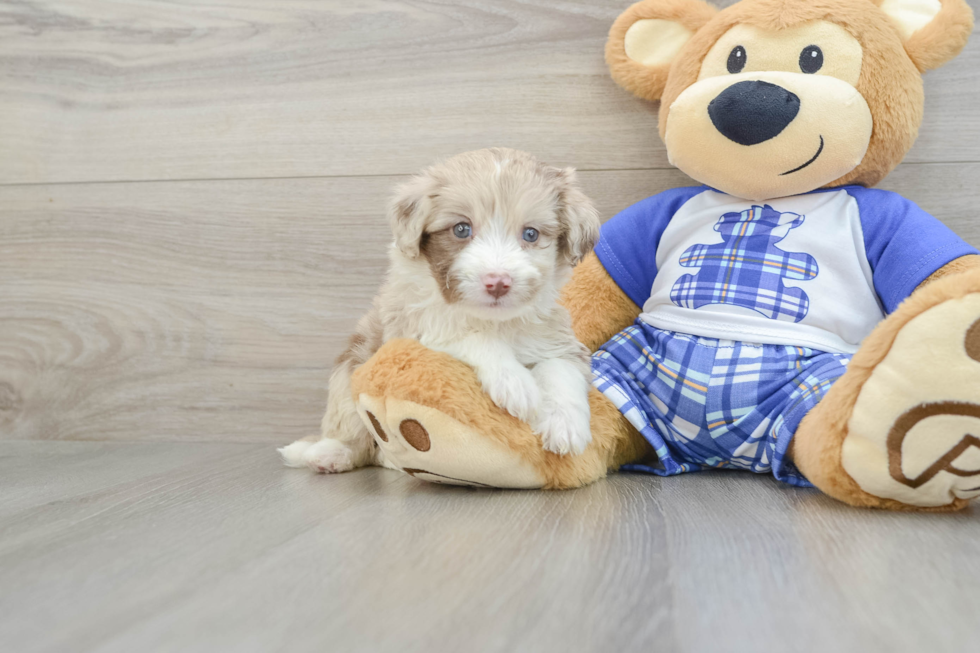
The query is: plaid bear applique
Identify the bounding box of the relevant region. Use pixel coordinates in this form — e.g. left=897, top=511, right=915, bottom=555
left=670, top=205, right=819, bottom=322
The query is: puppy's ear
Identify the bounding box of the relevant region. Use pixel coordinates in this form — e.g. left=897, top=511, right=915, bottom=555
left=552, top=168, right=601, bottom=266
left=878, top=0, right=974, bottom=72
left=388, top=173, right=438, bottom=259
left=606, top=0, right=717, bottom=102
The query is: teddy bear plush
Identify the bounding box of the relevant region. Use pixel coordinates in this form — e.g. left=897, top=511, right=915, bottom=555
left=349, top=0, right=980, bottom=511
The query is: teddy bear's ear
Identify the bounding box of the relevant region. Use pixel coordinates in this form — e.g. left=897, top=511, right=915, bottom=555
left=877, top=0, right=974, bottom=71
left=606, top=0, right=718, bottom=101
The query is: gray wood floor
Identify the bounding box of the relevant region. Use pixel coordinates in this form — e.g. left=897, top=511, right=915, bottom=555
left=2, top=441, right=979, bottom=653
left=3, top=1, right=980, bottom=651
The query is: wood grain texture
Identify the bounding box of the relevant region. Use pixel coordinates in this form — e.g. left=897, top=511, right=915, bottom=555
left=0, top=441, right=978, bottom=653
left=1, top=0, right=978, bottom=185
left=3, top=165, right=978, bottom=443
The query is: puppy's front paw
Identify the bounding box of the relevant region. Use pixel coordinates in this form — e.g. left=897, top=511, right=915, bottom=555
left=301, top=438, right=357, bottom=474
left=481, top=365, right=541, bottom=422
left=535, top=401, right=592, bottom=456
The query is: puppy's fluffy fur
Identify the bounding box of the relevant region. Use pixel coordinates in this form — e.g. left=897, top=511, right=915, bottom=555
left=279, top=148, right=601, bottom=473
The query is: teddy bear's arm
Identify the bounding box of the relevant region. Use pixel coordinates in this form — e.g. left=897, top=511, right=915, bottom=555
left=560, top=253, right=642, bottom=352
left=919, top=254, right=980, bottom=287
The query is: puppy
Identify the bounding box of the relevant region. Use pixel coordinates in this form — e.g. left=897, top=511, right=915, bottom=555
left=279, top=148, right=601, bottom=474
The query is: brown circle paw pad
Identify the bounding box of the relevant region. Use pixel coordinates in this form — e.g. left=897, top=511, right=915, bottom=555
left=399, top=419, right=431, bottom=451
left=366, top=411, right=388, bottom=442
left=967, top=318, right=980, bottom=363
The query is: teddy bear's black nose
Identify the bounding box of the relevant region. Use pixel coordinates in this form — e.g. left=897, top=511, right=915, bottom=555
left=708, top=80, right=800, bottom=146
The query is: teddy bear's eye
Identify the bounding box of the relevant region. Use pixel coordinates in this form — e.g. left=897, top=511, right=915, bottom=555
left=727, top=45, right=747, bottom=74
left=800, top=45, right=824, bottom=74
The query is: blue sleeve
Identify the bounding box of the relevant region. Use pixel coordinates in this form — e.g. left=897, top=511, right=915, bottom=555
left=594, top=187, right=706, bottom=308
left=848, top=187, right=979, bottom=313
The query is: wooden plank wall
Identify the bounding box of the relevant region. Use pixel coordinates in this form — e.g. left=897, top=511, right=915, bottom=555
left=2, top=0, right=979, bottom=443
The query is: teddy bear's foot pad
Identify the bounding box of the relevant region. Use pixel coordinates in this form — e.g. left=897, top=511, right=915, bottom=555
left=355, top=393, right=547, bottom=489
left=842, top=294, right=980, bottom=507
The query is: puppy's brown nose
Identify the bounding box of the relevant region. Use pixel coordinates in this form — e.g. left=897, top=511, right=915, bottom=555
left=482, top=273, right=512, bottom=299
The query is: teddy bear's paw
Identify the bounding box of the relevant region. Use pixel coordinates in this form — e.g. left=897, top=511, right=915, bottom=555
left=478, top=364, right=541, bottom=423
left=842, top=293, right=980, bottom=507
left=353, top=393, right=547, bottom=489
left=535, top=400, right=592, bottom=456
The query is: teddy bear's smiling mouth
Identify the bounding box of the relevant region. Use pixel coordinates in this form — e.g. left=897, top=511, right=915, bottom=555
left=780, top=135, right=825, bottom=176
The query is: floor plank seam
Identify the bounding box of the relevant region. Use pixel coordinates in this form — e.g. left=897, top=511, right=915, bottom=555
left=1, top=160, right=974, bottom=188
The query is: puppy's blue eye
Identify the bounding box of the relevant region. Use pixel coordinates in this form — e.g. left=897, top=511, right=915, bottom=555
left=522, top=227, right=539, bottom=243
left=453, top=223, right=471, bottom=239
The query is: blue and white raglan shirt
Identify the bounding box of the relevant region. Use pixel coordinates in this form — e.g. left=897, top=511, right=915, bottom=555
left=595, top=186, right=979, bottom=354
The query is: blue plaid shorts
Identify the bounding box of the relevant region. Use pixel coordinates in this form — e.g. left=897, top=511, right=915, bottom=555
left=591, top=322, right=851, bottom=486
